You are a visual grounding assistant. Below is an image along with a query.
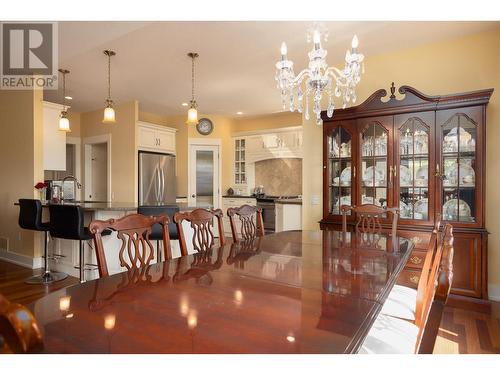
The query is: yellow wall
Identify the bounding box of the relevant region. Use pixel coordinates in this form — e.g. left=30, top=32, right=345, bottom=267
left=302, top=28, right=500, bottom=288
left=0, top=88, right=44, bottom=258
left=81, top=101, right=138, bottom=202
left=67, top=111, right=81, bottom=137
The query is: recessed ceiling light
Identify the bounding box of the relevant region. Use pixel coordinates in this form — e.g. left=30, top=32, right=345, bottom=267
left=236, top=111, right=243, bottom=115
left=65, top=96, right=73, bottom=100
left=181, top=102, right=188, bottom=107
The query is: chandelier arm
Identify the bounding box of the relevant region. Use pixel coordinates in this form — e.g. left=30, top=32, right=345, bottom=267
left=292, top=69, right=311, bottom=86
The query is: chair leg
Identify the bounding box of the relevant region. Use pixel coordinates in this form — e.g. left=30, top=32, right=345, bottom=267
left=79, top=240, right=85, bottom=283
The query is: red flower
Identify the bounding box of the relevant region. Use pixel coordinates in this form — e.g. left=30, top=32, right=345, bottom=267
left=35, top=182, right=47, bottom=190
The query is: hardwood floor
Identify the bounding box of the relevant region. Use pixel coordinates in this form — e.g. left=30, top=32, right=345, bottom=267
left=0, top=260, right=78, bottom=306
left=0, top=259, right=499, bottom=354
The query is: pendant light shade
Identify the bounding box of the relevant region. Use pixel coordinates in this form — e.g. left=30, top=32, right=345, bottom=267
left=58, top=69, right=71, bottom=132
left=102, top=50, right=116, bottom=124
left=186, top=52, right=199, bottom=125
left=59, top=111, right=70, bottom=131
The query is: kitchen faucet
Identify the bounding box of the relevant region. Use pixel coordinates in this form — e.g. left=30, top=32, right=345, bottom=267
left=61, top=175, right=82, bottom=202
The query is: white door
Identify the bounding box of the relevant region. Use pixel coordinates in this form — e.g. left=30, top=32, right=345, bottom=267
left=188, top=144, right=220, bottom=208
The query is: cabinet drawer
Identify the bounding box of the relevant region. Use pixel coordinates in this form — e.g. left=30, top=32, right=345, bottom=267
left=405, top=249, right=427, bottom=269
left=397, top=230, right=431, bottom=250
left=397, top=269, right=421, bottom=289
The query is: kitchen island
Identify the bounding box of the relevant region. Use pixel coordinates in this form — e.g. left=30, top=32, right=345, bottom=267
left=17, top=200, right=214, bottom=280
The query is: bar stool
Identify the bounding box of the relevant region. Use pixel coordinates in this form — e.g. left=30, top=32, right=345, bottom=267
left=48, top=205, right=110, bottom=283
left=18, top=199, right=68, bottom=284
left=137, top=205, right=180, bottom=262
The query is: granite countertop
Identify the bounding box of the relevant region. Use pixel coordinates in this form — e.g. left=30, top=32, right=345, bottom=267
left=275, top=198, right=302, bottom=205
left=15, top=201, right=213, bottom=212
left=222, top=195, right=256, bottom=199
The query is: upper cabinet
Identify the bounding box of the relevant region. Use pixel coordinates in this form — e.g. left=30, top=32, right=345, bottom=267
left=43, top=101, right=67, bottom=171
left=244, top=127, right=303, bottom=163
left=137, top=121, right=176, bottom=154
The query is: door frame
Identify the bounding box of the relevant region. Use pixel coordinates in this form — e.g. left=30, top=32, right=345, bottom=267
left=83, top=134, right=112, bottom=202
left=187, top=138, right=222, bottom=209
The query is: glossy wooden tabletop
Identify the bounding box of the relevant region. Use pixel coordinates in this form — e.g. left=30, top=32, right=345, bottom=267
left=29, top=230, right=413, bottom=354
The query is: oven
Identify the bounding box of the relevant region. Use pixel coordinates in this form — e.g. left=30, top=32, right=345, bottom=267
left=257, top=199, right=276, bottom=233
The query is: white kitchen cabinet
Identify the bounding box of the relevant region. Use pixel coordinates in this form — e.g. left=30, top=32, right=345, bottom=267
left=43, top=101, right=67, bottom=171
left=137, top=121, right=176, bottom=154
left=275, top=202, right=302, bottom=232
left=243, top=127, right=303, bottom=163
left=221, top=197, right=257, bottom=235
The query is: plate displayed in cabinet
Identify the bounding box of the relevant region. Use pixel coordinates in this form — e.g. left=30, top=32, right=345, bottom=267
left=399, top=165, right=413, bottom=187
left=442, top=198, right=472, bottom=220
left=340, top=167, right=351, bottom=186
left=443, top=162, right=475, bottom=187
left=362, top=166, right=386, bottom=187
left=415, top=165, right=428, bottom=187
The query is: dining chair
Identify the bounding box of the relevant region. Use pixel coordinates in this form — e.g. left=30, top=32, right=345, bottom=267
left=380, top=214, right=442, bottom=321
left=227, top=204, right=264, bottom=242
left=174, top=208, right=225, bottom=256
left=226, top=236, right=262, bottom=267
left=0, top=294, right=44, bottom=353
left=359, top=224, right=454, bottom=354
left=137, top=205, right=180, bottom=262
left=172, top=246, right=225, bottom=285
left=89, top=213, right=171, bottom=278
left=341, top=204, right=399, bottom=238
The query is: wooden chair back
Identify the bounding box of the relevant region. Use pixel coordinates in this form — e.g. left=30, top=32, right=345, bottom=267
left=227, top=205, right=264, bottom=242
left=414, top=214, right=442, bottom=321
left=174, top=208, right=225, bottom=256
left=415, top=223, right=454, bottom=354
left=341, top=204, right=399, bottom=238
left=90, top=213, right=171, bottom=278
left=0, top=294, right=43, bottom=353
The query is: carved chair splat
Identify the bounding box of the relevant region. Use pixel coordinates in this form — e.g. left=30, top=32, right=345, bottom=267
left=227, top=205, right=264, bottom=242
left=174, top=208, right=225, bottom=256
left=341, top=204, right=399, bottom=238
left=90, top=213, right=172, bottom=278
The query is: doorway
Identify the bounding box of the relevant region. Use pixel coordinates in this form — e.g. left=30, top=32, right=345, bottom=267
left=188, top=140, right=221, bottom=209
left=84, top=135, right=111, bottom=202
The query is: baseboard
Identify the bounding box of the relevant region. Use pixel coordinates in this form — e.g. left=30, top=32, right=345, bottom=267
left=488, top=283, right=500, bottom=302
left=0, top=249, right=42, bottom=269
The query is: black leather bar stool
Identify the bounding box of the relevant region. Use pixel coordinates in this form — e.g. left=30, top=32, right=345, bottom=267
left=18, top=199, right=68, bottom=284
left=49, top=205, right=110, bottom=283
left=137, top=205, right=180, bottom=262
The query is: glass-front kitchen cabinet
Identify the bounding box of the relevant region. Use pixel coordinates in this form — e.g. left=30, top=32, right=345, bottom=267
left=321, top=84, right=493, bottom=306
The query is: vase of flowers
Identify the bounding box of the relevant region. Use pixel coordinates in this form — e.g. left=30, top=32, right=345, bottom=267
left=35, top=182, right=47, bottom=203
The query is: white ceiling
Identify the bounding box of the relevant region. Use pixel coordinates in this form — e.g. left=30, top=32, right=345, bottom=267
left=44, top=21, right=499, bottom=117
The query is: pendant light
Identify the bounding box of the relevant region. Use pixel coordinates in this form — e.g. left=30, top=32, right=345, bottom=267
left=58, top=69, right=71, bottom=132
left=186, top=52, right=199, bottom=125
left=102, top=50, right=116, bottom=124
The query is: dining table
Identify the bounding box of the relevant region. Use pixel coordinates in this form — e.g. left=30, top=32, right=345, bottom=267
left=29, top=230, right=414, bottom=354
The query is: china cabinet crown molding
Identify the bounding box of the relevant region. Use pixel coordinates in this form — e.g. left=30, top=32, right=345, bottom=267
left=320, top=84, right=493, bottom=310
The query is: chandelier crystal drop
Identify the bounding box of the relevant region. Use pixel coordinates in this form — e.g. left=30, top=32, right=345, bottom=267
left=275, top=26, right=364, bottom=125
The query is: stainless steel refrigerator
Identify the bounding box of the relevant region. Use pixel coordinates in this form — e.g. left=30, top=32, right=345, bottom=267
left=138, top=151, right=176, bottom=205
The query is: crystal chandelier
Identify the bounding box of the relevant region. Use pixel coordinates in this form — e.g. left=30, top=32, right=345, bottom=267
left=275, top=25, right=364, bottom=124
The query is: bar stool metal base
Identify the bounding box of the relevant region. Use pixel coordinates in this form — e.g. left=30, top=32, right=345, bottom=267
left=25, top=271, right=68, bottom=284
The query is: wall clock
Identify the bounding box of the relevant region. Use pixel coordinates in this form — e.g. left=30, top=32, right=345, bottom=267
left=196, top=118, right=214, bottom=135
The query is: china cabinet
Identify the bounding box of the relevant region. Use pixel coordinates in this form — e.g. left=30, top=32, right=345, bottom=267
left=320, top=84, right=493, bottom=309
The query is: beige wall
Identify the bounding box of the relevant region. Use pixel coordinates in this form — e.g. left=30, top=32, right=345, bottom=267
left=81, top=101, right=138, bottom=202
left=0, top=88, right=44, bottom=258
left=233, top=112, right=302, bottom=133
left=302, top=28, right=500, bottom=288
left=67, top=111, right=81, bottom=137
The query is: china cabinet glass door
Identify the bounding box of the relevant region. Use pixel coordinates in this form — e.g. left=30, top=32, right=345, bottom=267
left=359, top=120, right=391, bottom=208
left=327, top=124, right=354, bottom=215
left=396, top=116, right=432, bottom=221
left=234, top=138, right=246, bottom=184
left=440, top=113, right=478, bottom=223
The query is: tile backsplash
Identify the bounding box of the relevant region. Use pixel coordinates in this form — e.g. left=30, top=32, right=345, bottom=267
left=255, top=158, right=302, bottom=196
